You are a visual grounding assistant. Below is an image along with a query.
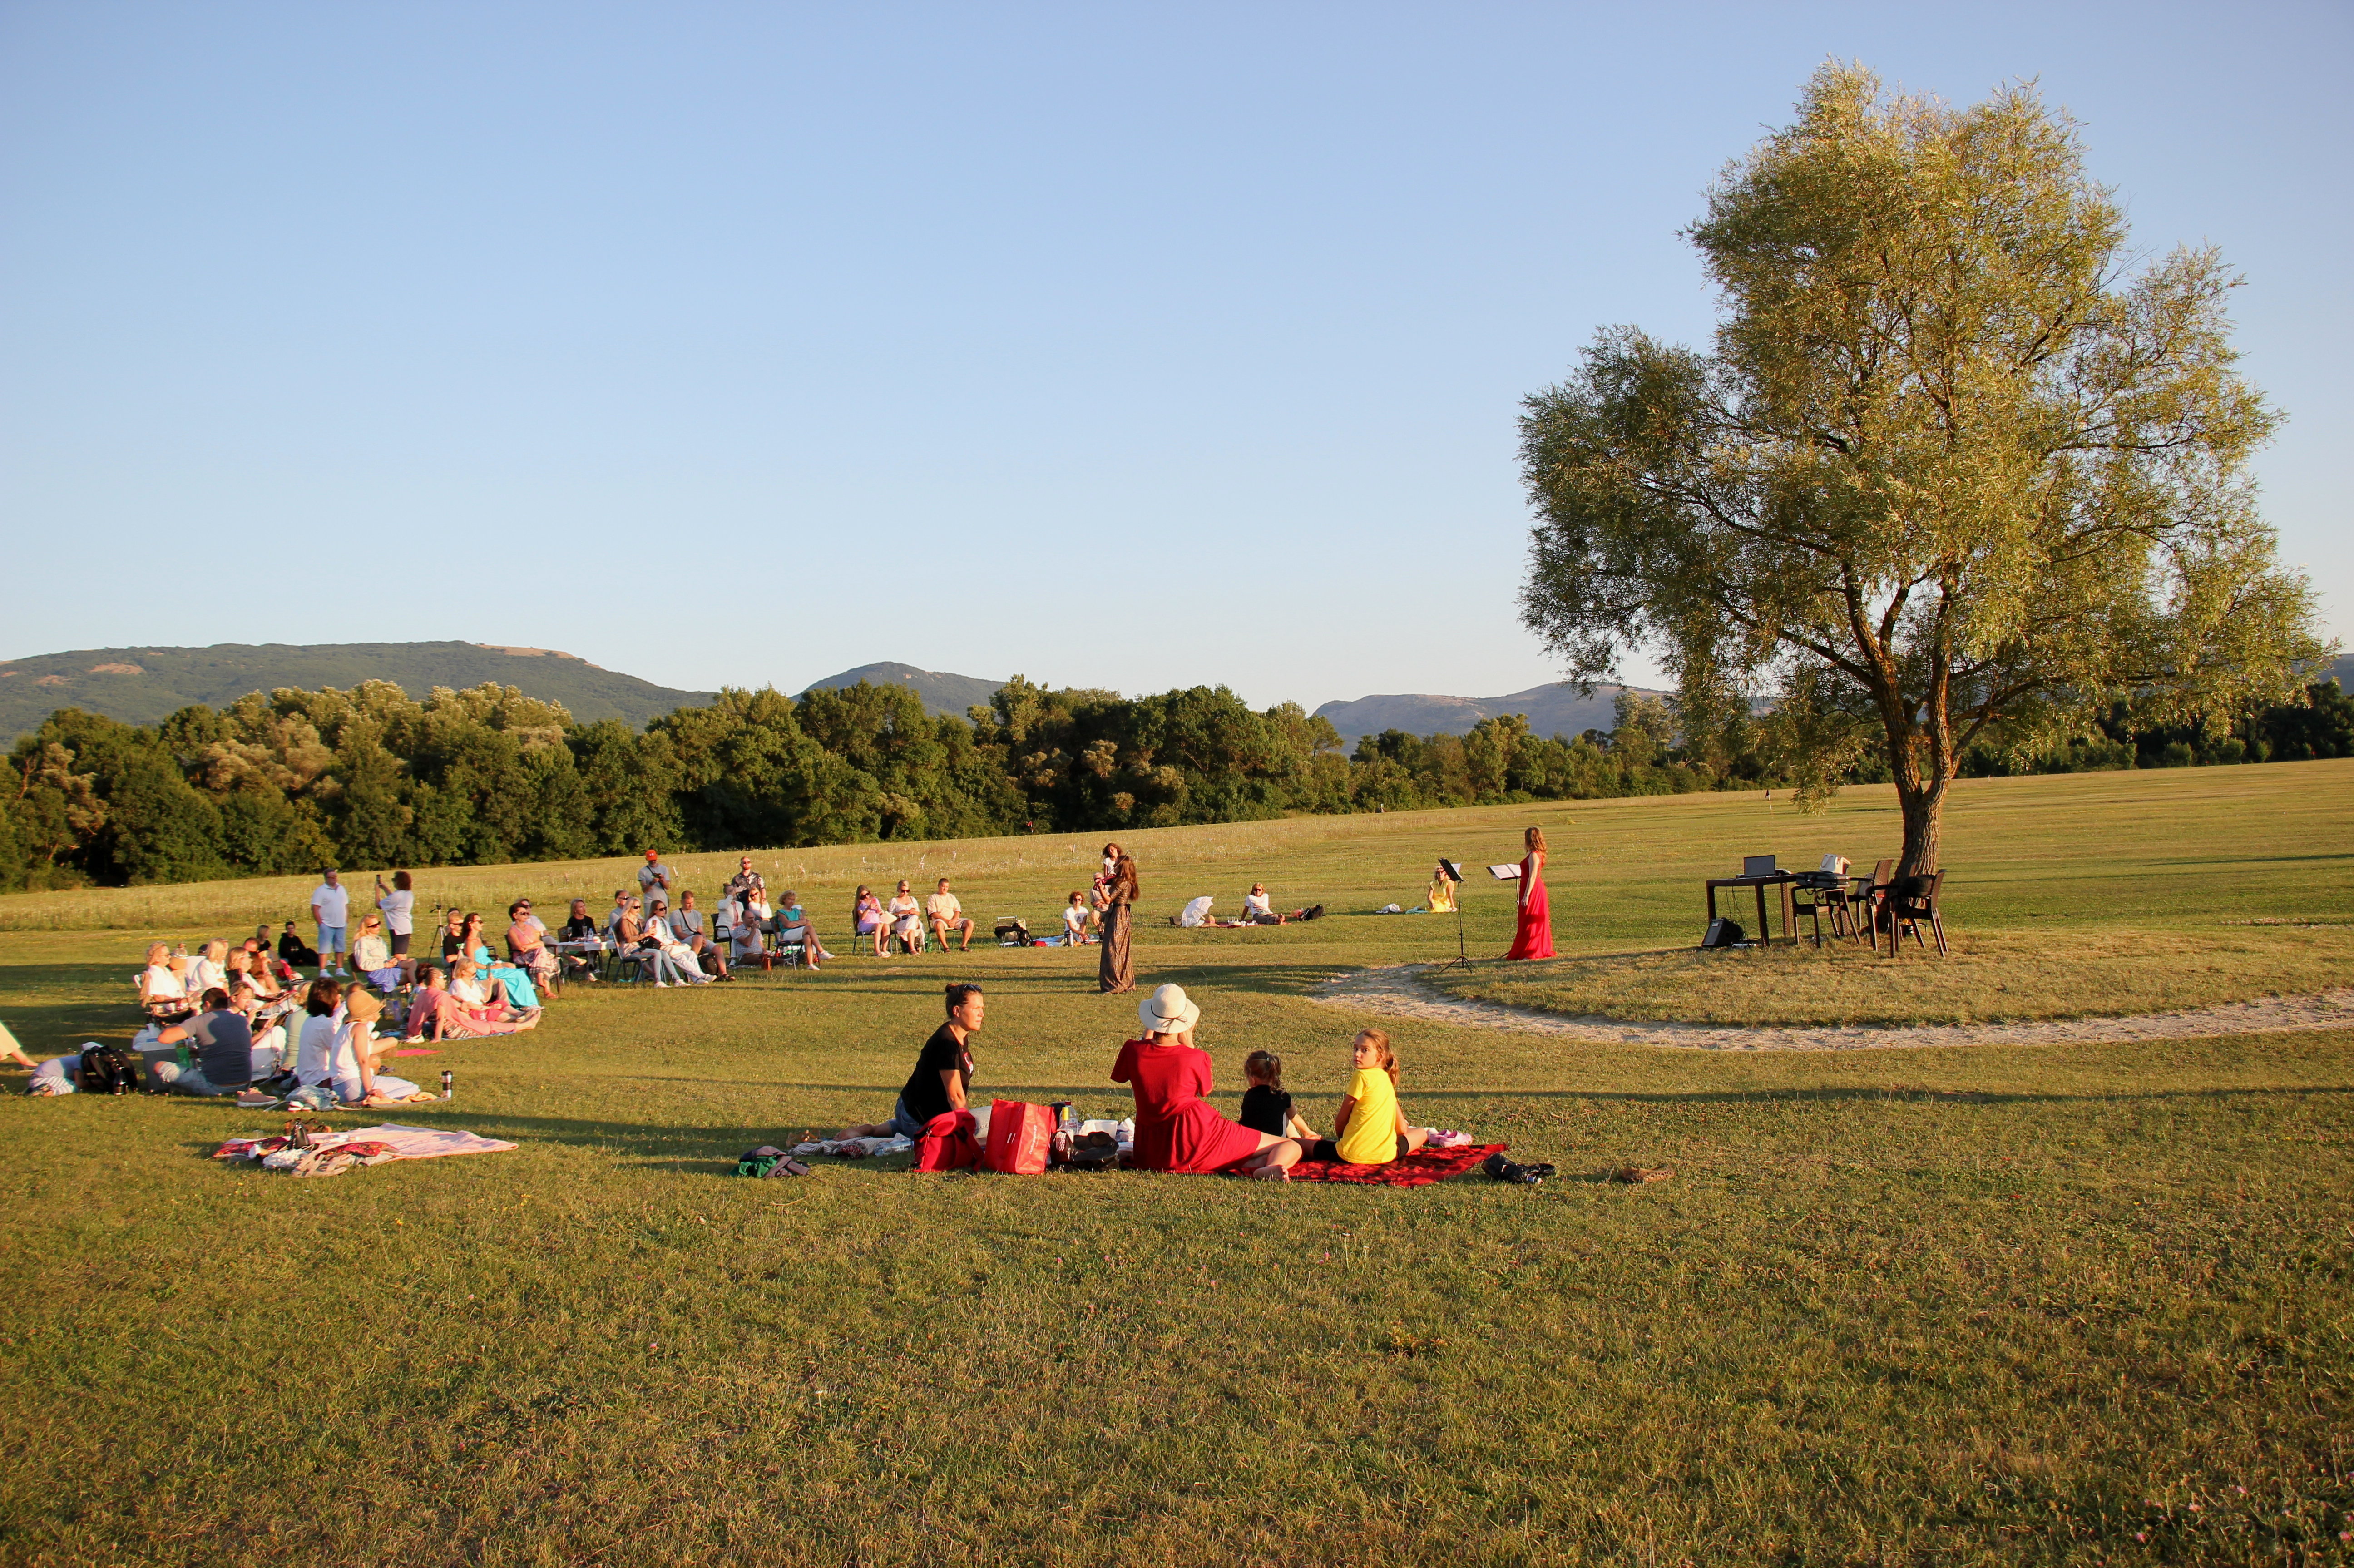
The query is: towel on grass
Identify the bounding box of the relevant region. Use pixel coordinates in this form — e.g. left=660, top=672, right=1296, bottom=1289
left=789, top=1134, right=914, bottom=1160
left=1284, top=1142, right=1508, bottom=1187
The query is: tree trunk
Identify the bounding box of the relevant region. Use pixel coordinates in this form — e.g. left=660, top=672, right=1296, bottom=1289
left=1894, top=772, right=1945, bottom=879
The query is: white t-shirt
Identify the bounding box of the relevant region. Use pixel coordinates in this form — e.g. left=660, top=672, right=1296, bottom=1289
left=1178, top=896, right=1214, bottom=928
left=1244, top=891, right=1273, bottom=917
left=295, top=1014, right=343, bottom=1088
left=926, top=892, right=962, bottom=921
left=311, top=883, right=351, bottom=927
left=888, top=896, right=920, bottom=929
left=1062, top=904, right=1088, bottom=935
left=377, top=889, right=414, bottom=935
left=142, top=964, right=187, bottom=1002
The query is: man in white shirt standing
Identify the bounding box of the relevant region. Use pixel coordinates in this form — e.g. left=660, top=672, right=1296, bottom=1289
left=310, top=869, right=352, bottom=979
left=374, top=870, right=416, bottom=959
left=638, top=850, right=675, bottom=918
left=926, top=877, right=975, bottom=953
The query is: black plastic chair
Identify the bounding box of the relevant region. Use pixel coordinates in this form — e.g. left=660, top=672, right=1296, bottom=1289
left=1889, top=870, right=1948, bottom=956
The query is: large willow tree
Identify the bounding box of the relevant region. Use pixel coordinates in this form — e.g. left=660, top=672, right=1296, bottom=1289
left=1518, top=65, right=2327, bottom=874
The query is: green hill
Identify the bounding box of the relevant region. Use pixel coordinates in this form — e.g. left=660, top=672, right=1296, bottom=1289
left=0, top=642, right=714, bottom=743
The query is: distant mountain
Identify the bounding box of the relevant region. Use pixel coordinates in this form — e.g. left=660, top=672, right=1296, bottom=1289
left=0, top=641, right=714, bottom=744
left=1314, top=681, right=1675, bottom=747
left=801, top=662, right=1006, bottom=718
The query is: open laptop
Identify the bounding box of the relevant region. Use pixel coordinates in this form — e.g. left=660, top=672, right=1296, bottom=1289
left=1742, top=854, right=1778, bottom=878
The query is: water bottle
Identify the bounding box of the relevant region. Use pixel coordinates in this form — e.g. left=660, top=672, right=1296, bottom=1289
left=440, top=1069, right=454, bottom=1100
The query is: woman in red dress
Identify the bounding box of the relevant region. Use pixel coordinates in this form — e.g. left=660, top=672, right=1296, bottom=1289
left=1502, top=825, right=1555, bottom=960
left=1113, top=984, right=1304, bottom=1178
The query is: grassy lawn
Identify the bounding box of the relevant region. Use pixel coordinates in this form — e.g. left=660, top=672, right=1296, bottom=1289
left=1, top=762, right=2349, bottom=1565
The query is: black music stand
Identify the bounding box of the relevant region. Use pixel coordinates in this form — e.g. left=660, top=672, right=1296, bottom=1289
left=1431, top=860, right=1471, bottom=973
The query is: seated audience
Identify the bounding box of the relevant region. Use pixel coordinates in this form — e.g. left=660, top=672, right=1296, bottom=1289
left=671, top=891, right=730, bottom=979
left=439, top=907, right=470, bottom=965
left=1238, top=1050, right=1317, bottom=1140
left=1303, top=1029, right=1433, bottom=1168
left=774, top=890, right=833, bottom=969
left=731, top=912, right=772, bottom=969
left=887, top=880, right=924, bottom=953
left=138, top=942, right=193, bottom=1023
left=277, top=920, right=319, bottom=969
left=724, top=856, right=767, bottom=910
left=557, top=899, right=605, bottom=983
left=836, top=984, right=984, bottom=1142
left=352, top=914, right=414, bottom=990
left=459, top=914, right=542, bottom=1008
left=404, top=966, right=537, bottom=1040
left=926, top=878, right=975, bottom=953
left=187, top=939, right=232, bottom=998
left=505, top=900, right=562, bottom=991
left=294, top=983, right=417, bottom=1104
left=641, top=900, right=710, bottom=986
left=1112, top=985, right=1302, bottom=1178
left=149, top=988, right=259, bottom=1098
left=852, top=886, right=886, bottom=956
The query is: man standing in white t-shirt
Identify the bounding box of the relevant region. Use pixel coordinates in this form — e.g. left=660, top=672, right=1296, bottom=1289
left=309, top=869, right=351, bottom=979
left=374, top=870, right=416, bottom=959
left=638, top=850, right=674, bottom=917
left=926, top=877, right=974, bottom=952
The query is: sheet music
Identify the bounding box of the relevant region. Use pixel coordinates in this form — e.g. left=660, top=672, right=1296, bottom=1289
left=1488, top=864, right=1523, bottom=880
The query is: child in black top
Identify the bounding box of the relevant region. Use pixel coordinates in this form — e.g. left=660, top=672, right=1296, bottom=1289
left=1238, top=1050, right=1314, bottom=1140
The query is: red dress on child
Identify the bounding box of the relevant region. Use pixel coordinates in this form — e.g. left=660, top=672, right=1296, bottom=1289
left=1112, top=1039, right=1265, bottom=1173
left=1503, top=852, right=1555, bottom=960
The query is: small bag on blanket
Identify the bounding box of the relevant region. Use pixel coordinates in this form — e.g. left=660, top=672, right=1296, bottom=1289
left=981, top=1098, right=1054, bottom=1175
left=913, top=1109, right=982, bottom=1172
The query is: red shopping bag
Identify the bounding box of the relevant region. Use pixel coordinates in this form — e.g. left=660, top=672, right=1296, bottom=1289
left=982, top=1098, right=1054, bottom=1175
left=913, top=1109, right=981, bottom=1172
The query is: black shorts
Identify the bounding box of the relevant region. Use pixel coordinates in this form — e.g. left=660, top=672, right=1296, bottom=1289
left=1308, top=1134, right=1408, bottom=1164
left=389, top=933, right=410, bottom=957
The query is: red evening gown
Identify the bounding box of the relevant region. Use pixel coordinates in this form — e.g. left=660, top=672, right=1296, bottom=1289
left=1112, top=1039, right=1265, bottom=1173
left=1503, top=854, right=1555, bottom=960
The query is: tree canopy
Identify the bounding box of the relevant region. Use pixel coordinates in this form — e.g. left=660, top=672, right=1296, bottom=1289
left=1518, top=64, right=2331, bottom=873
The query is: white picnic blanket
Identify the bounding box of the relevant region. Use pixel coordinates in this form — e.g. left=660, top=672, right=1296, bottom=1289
left=319, top=1123, right=518, bottom=1160
left=788, top=1134, right=914, bottom=1159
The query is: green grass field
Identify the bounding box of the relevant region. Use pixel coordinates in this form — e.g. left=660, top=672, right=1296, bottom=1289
left=1, top=763, right=2349, bottom=1565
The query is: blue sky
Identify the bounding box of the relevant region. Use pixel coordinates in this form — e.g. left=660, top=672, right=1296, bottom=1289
left=3, top=2, right=2345, bottom=710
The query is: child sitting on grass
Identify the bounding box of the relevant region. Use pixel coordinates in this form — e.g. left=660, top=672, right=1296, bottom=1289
left=1238, top=1050, right=1315, bottom=1141
left=1304, top=1029, right=1469, bottom=1166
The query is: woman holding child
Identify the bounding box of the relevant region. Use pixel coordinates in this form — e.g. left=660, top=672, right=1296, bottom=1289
left=1098, top=844, right=1138, bottom=994
left=1112, top=984, right=1302, bottom=1178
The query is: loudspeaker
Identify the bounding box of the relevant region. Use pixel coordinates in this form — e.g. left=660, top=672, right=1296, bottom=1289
left=1701, top=917, right=1745, bottom=950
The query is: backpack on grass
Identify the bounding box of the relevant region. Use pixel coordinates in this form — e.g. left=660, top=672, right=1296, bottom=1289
left=77, top=1044, right=143, bottom=1095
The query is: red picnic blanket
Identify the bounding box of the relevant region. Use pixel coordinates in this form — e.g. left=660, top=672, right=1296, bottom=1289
left=1285, top=1142, right=1508, bottom=1187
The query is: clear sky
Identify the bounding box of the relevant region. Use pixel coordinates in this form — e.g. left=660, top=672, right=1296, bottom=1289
left=3, top=2, right=2346, bottom=711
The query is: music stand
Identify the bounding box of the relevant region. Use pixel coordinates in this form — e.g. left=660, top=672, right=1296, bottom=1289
left=1431, top=860, right=1471, bottom=973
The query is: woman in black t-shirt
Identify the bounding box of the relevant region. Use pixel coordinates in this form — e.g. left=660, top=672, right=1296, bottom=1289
left=836, top=984, right=983, bottom=1143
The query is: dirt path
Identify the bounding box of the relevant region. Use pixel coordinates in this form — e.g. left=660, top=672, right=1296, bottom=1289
left=1310, top=965, right=2354, bottom=1052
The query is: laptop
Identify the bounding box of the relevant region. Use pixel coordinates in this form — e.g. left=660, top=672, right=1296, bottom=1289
left=1742, top=854, right=1778, bottom=878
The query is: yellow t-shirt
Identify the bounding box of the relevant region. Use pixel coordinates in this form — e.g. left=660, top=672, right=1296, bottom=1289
left=1337, top=1066, right=1400, bottom=1164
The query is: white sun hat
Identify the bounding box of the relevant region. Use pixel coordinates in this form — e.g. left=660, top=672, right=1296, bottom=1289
left=1137, top=983, right=1202, bottom=1035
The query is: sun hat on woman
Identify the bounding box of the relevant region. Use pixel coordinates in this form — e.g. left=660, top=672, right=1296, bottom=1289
left=1137, top=983, right=1201, bottom=1035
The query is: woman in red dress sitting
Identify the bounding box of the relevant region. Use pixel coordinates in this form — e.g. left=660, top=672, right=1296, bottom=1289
left=1502, top=825, right=1556, bottom=960
left=1113, top=984, right=1305, bottom=1179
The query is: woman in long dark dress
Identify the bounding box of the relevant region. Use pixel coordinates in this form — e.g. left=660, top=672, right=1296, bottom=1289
left=1502, top=825, right=1555, bottom=960
left=1098, top=842, right=1138, bottom=994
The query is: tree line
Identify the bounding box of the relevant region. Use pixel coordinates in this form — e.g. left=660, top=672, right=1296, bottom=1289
left=2, top=671, right=2343, bottom=890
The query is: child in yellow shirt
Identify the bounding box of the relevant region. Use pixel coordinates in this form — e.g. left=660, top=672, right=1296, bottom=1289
left=1308, top=1029, right=1431, bottom=1167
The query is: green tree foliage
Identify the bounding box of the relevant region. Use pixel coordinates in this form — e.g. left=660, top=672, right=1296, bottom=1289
left=8, top=663, right=2336, bottom=890
left=1517, top=65, right=2331, bottom=875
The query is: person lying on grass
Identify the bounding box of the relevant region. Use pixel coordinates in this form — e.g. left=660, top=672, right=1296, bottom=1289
left=1301, top=1029, right=1466, bottom=1167
left=1113, top=984, right=1305, bottom=1180
left=835, top=983, right=984, bottom=1149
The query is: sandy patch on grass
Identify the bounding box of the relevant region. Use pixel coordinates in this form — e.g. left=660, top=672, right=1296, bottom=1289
left=1313, top=964, right=2354, bottom=1051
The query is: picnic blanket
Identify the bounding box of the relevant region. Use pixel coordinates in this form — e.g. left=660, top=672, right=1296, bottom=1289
left=1283, top=1141, right=1508, bottom=1187
left=214, top=1123, right=517, bottom=1167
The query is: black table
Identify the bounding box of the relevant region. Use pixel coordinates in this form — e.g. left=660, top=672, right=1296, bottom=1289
left=1702, top=872, right=1796, bottom=947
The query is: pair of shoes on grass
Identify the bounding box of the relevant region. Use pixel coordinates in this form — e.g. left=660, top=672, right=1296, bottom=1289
left=1482, top=1153, right=1555, bottom=1185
